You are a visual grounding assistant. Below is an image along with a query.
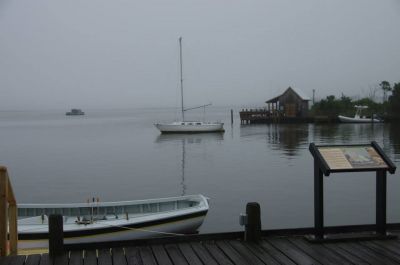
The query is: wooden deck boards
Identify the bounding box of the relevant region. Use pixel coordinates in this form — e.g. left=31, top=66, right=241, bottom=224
left=2, top=234, right=400, bottom=265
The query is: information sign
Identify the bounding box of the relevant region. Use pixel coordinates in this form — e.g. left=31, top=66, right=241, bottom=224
left=308, top=141, right=397, bottom=242
left=318, top=146, right=388, bottom=170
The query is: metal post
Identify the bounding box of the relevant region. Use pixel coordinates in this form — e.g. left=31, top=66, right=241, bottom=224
left=376, top=170, right=387, bottom=235
left=231, top=109, right=234, bottom=124
left=314, top=160, right=324, bottom=239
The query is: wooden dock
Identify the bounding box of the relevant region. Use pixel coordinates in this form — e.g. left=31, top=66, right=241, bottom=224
left=2, top=155, right=399, bottom=265
left=2, top=230, right=400, bottom=265
left=239, top=109, right=315, bottom=124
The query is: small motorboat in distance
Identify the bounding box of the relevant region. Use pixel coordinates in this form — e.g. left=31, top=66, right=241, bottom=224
left=66, top=109, right=85, bottom=116
left=338, top=105, right=382, bottom=123
left=17, top=194, right=209, bottom=249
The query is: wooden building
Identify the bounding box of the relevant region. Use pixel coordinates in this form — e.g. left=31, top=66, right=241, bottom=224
left=266, top=87, right=310, bottom=118
left=239, top=87, right=312, bottom=124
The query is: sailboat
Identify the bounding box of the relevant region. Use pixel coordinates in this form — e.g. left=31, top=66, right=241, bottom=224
left=155, top=37, right=224, bottom=133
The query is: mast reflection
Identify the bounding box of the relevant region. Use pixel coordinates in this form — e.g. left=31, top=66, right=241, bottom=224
left=156, top=133, right=224, bottom=195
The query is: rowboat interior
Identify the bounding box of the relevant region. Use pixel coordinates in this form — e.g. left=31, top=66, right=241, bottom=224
left=18, top=195, right=207, bottom=228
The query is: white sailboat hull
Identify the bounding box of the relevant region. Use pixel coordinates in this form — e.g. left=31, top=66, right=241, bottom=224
left=17, top=195, right=209, bottom=249
left=338, top=115, right=382, bottom=123
left=155, top=122, right=224, bottom=133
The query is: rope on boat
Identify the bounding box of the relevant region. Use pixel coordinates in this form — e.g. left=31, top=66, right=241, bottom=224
left=102, top=222, right=190, bottom=236
left=17, top=224, right=187, bottom=236
left=19, top=208, right=202, bottom=237
left=18, top=221, right=197, bottom=237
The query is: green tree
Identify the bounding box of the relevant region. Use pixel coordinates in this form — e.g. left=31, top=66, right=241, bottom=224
left=312, top=95, right=353, bottom=116
left=388, top=82, right=400, bottom=117
left=379, top=81, right=392, bottom=102
left=353, top=97, right=382, bottom=116
left=311, top=94, right=384, bottom=117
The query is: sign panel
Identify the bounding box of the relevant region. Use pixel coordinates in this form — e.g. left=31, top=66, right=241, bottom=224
left=318, top=146, right=388, bottom=170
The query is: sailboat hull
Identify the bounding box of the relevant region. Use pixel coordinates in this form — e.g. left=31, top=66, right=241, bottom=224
left=155, top=122, right=224, bottom=133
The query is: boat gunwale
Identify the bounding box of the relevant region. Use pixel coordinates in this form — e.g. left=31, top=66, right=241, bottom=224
left=17, top=194, right=208, bottom=209
left=17, top=209, right=208, bottom=238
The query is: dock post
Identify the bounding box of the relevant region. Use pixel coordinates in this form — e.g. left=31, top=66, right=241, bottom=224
left=49, top=214, right=64, bottom=256
left=245, top=202, right=261, bottom=242
left=231, top=109, right=233, bottom=124
left=0, top=166, right=17, bottom=256
left=0, top=168, right=7, bottom=256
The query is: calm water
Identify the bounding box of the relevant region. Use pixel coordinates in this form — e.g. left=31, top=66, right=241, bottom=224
left=1, top=108, right=399, bottom=233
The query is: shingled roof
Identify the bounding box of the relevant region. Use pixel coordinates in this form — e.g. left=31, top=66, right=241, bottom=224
left=266, top=87, right=311, bottom=103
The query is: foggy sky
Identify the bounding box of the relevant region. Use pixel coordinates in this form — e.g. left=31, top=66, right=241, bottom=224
left=1, top=0, right=400, bottom=110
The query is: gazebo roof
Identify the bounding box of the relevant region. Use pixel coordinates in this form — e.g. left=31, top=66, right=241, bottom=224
left=266, top=87, right=311, bottom=103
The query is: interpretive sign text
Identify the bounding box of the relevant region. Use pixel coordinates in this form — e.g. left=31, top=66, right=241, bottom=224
left=318, top=146, right=388, bottom=170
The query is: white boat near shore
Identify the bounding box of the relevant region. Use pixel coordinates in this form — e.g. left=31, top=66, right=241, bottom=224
left=17, top=194, right=209, bottom=249
left=338, top=105, right=382, bottom=123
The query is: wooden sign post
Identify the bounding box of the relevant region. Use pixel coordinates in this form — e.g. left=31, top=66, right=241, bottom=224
left=308, top=141, right=397, bottom=242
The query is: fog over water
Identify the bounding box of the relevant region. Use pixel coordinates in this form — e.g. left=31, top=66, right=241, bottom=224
left=1, top=109, right=399, bottom=232
left=1, top=0, right=400, bottom=110
left=1, top=0, right=400, bottom=235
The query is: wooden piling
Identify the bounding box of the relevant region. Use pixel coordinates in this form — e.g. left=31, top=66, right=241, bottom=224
left=0, top=166, right=17, bottom=256
left=49, top=214, right=64, bottom=256
left=230, top=109, right=233, bottom=124
left=244, top=202, right=261, bottom=242
left=7, top=183, right=17, bottom=256
left=0, top=168, right=8, bottom=256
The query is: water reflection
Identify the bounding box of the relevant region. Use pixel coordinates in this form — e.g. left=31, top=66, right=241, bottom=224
left=312, top=124, right=340, bottom=141
left=239, top=123, right=400, bottom=160
left=388, top=124, right=400, bottom=160
left=240, top=124, right=309, bottom=157
left=155, top=133, right=224, bottom=195
left=156, top=133, right=224, bottom=144
left=313, top=123, right=386, bottom=145
left=266, top=124, right=309, bottom=157
left=311, top=123, right=400, bottom=161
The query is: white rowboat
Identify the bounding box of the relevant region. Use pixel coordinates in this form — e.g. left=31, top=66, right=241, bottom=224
left=17, top=194, right=209, bottom=249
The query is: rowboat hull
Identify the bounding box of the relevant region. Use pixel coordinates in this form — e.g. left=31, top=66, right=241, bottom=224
left=17, top=195, right=209, bottom=249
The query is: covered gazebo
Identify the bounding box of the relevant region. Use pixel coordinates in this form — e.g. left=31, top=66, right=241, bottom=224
left=266, top=87, right=310, bottom=117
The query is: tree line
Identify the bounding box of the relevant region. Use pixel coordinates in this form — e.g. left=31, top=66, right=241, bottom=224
left=311, top=81, right=400, bottom=119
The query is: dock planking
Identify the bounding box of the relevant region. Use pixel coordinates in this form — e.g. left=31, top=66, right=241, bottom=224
left=3, top=234, right=400, bottom=265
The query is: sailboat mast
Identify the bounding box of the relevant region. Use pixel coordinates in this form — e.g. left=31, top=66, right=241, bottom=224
left=179, top=37, right=184, bottom=121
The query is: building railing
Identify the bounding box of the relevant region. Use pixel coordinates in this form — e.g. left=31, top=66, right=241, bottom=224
left=0, top=166, right=18, bottom=256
